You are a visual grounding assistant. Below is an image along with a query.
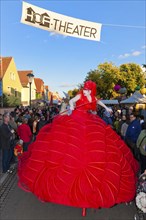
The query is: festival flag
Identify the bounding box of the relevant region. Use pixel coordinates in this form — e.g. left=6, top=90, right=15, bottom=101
left=21, top=1, right=102, bottom=41
left=63, top=91, right=70, bottom=99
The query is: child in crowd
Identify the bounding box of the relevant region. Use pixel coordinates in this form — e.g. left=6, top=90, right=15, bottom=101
left=14, top=139, right=23, bottom=161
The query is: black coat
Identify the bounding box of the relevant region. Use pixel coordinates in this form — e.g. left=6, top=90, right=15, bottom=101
left=0, top=123, right=13, bottom=149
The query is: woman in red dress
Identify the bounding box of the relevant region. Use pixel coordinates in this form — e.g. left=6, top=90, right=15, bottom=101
left=18, top=80, right=139, bottom=214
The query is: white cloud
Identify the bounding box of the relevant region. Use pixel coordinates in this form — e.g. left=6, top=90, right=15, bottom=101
left=59, top=83, right=78, bottom=88
left=142, top=45, right=146, bottom=49
left=118, top=53, right=130, bottom=59
left=49, top=32, right=67, bottom=39
left=118, top=50, right=142, bottom=59
left=131, top=51, right=142, bottom=56
left=49, top=32, right=57, bottom=36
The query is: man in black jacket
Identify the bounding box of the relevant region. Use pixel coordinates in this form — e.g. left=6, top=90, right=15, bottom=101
left=0, top=112, right=15, bottom=173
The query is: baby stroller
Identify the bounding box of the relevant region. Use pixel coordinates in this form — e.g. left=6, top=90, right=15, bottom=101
left=134, top=171, right=146, bottom=220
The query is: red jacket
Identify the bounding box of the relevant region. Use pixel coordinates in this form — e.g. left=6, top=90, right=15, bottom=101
left=17, top=124, right=32, bottom=143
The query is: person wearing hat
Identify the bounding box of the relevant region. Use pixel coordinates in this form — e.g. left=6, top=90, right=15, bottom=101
left=18, top=80, right=139, bottom=216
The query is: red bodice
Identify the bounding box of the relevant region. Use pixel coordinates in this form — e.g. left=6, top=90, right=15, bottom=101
left=76, top=92, right=97, bottom=111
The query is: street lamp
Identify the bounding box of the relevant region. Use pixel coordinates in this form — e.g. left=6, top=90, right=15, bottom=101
left=27, top=73, right=34, bottom=108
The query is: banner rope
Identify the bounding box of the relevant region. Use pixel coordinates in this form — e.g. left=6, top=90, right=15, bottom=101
left=103, top=23, right=146, bottom=29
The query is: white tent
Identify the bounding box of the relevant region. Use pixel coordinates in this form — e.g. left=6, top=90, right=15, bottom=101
left=138, top=96, right=146, bottom=104
left=120, top=91, right=145, bottom=104
left=101, top=99, right=119, bottom=105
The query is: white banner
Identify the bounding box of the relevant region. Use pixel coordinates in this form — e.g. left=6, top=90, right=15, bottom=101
left=21, top=2, right=102, bottom=41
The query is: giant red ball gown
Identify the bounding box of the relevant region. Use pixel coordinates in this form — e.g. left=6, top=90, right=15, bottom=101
left=18, top=100, right=139, bottom=209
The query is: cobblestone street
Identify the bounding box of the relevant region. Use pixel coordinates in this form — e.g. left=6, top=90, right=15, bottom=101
left=1, top=162, right=144, bottom=220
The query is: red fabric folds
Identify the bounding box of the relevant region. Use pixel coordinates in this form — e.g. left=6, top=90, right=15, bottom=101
left=18, top=110, right=139, bottom=208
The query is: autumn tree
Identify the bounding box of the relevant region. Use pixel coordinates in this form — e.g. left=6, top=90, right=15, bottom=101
left=68, top=88, right=79, bottom=99
left=119, top=63, right=145, bottom=95
left=85, top=62, right=120, bottom=99
left=67, top=62, right=145, bottom=100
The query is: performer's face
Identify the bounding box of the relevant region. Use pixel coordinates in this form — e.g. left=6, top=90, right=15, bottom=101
left=83, top=89, right=91, bottom=96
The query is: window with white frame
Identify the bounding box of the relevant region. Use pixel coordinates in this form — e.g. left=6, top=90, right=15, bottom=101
left=10, top=72, right=16, bottom=81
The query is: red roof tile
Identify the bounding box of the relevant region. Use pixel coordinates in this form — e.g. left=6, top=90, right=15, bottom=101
left=0, top=57, right=12, bottom=79
left=34, top=78, right=44, bottom=93
left=18, top=70, right=33, bottom=87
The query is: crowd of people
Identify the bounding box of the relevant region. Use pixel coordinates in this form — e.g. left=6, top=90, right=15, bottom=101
left=0, top=105, right=59, bottom=173
left=0, top=83, right=145, bottom=216
left=0, top=100, right=145, bottom=175
left=99, top=107, right=146, bottom=173
left=15, top=81, right=141, bottom=214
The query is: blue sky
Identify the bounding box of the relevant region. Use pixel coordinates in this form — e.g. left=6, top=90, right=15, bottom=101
left=1, top=0, right=146, bottom=97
